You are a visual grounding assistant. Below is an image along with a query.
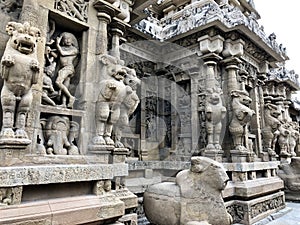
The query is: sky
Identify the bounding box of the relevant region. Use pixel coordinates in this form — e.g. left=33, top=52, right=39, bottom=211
left=254, top=0, right=300, bottom=74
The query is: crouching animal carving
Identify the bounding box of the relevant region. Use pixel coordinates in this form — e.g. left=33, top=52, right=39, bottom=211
left=144, top=157, right=232, bottom=225
left=93, top=55, right=128, bottom=146
left=0, top=21, right=40, bottom=139
left=229, top=90, right=255, bottom=152
left=262, top=103, right=281, bottom=156
left=205, top=88, right=226, bottom=151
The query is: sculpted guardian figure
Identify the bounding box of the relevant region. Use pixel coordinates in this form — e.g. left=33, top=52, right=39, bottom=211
left=262, top=103, right=281, bottom=156
left=229, top=90, right=255, bottom=152
left=114, top=67, right=140, bottom=148
left=205, top=88, right=226, bottom=151
left=0, top=22, right=40, bottom=139
left=93, top=55, right=128, bottom=146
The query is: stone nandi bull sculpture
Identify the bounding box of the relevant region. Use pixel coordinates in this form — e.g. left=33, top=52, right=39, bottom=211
left=144, top=157, right=232, bottom=225
left=0, top=22, right=40, bottom=139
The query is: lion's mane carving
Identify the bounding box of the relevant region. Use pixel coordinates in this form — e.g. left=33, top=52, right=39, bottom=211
left=0, top=21, right=40, bottom=139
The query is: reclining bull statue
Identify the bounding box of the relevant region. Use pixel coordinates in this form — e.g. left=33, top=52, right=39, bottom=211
left=144, top=157, right=232, bottom=225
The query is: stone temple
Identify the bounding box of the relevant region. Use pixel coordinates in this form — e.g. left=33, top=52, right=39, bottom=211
left=0, top=0, right=299, bottom=224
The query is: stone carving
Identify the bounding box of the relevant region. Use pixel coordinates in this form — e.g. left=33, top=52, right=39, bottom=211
left=40, top=116, right=79, bottom=155
left=93, top=180, right=112, bottom=195
left=205, top=88, right=226, bottom=151
left=114, top=67, right=140, bottom=148
left=55, top=32, right=79, bottom=108
left=288, top=121, right=299, bottom=157
left=54, top=0, right=89, bottom=22
left=0, top=186, right=22, bottom=205
left=276, top=123, right=291, bottom=156
left=93, top=55, right=127, bottom=146
left=229, top=90, right=255, bottom=152
left=144, top=157, right=232, bottom=225
left=0, top=21, right=40, bottom=140
left=0, top=0, right=23, bottom=18
left=262, top=103, right=281, bottom=156
left=278, top=157, right=300, bottom=200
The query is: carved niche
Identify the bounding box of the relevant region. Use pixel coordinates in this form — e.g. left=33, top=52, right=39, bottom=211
left=38, top=116, right=80, bottom=155
left=42, top=20, right=81, bottom=109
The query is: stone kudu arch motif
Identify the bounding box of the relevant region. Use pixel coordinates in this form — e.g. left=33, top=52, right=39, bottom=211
left=0, top=21, right=40, bottom=141
left=144, top=156, right=232, bottom=225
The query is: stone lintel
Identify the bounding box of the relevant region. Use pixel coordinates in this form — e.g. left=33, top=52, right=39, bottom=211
left=0, top=195, right=124, bottom=225
left=223, top=161, right=280, bottom=172
left=0, top=164, right=128, bottom=187
left=201, top=53, right=223, bottom=62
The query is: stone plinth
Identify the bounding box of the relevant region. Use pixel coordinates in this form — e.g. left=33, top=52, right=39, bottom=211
left=0, top=195, right=124, bottom=225
left=223, top=161, right=284, bottom=225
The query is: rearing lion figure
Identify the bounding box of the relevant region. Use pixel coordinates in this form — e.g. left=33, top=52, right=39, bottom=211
left=0, top=21, right=40, bottom=139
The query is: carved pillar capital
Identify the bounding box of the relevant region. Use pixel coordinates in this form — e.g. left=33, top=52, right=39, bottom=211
left=222, top=38, right=245, bottom=58
left=198, top=34, right=225, bottom=56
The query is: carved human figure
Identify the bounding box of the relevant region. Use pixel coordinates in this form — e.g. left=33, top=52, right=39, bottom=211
left=205, top=88, right=226, bottom=151
left=229, top=90, right=255, bottom=152
left=114, top=67, right=140, bottom=148
left=144, top=157, right=232, bottom=225
left=93, top=55, right=128, bottom=146
left=262, top=103, right=281, bottom=156
left=56, top=32, right=79, bottom=108
left=0, top=22, right=40, bottom=139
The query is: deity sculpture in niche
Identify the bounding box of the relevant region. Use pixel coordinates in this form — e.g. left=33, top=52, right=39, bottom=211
left=93, top=55, right=128, bottom=146
left=229, top=90, right=255, bottom=152
left=55, top=32, right=79, bottom=108
left=40, top=116, right=79, bottom=155
left=262, top=103, right=281, bottom=157
left=205, top=87, right=226, bottom=151
left=114, top=66, right=140, bottom=148
left=0, top=21, right=40, bottom=140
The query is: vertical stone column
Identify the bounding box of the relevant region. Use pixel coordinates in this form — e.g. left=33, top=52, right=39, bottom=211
left=96, top=13, right=111, bottom=55
left=222, top=37, right=255, bottom=162
left=198, top=34, right=225, bottom=162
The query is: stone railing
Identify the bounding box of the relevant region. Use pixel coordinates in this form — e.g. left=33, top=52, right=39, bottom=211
left=133, top=0, right=287, bottom=58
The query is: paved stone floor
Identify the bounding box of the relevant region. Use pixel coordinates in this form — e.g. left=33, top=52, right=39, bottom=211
left=254, top=202, right=300, bottom=225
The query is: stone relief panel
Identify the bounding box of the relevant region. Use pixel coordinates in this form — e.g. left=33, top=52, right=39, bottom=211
left=54, top=0, right=89, bottom=22
left=0, top=186, right=22, bottom=205
left=42, top=20, right=81, bottom=109
left=38, top=115, right=80, bottom=155
left=0, top=21, right=40, bottom=141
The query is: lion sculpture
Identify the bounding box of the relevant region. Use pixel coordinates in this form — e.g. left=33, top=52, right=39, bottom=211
left=0, top=21, right=40, bottom=139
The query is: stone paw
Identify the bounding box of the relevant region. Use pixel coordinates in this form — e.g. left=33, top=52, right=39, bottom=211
left=267, top=149, right=278, bottom=157
left=15, top=129, right=28, bottom=139
left=104, top=136, right=114, bottom=145
left=30, top=60, right=40, bottom=72
left=93, top=136, right=106, bottom=145
left=0, top=128, right=15, bottom=138
left=115, top=141, right=124, bottom=148
left=206, top=144, right=215, bottom=150
left=2, top=55, right=15, bottom=67
left=235, top=145, right=247, bottom=152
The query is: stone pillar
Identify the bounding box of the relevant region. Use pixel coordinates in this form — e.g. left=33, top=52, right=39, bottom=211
left=198, top=34, right=225, bottom=162
left=96, top=13, right=111, bottom=55
left=110, top=28, right=123, bottom=59
left=222, top=37, right=255, bottom=162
